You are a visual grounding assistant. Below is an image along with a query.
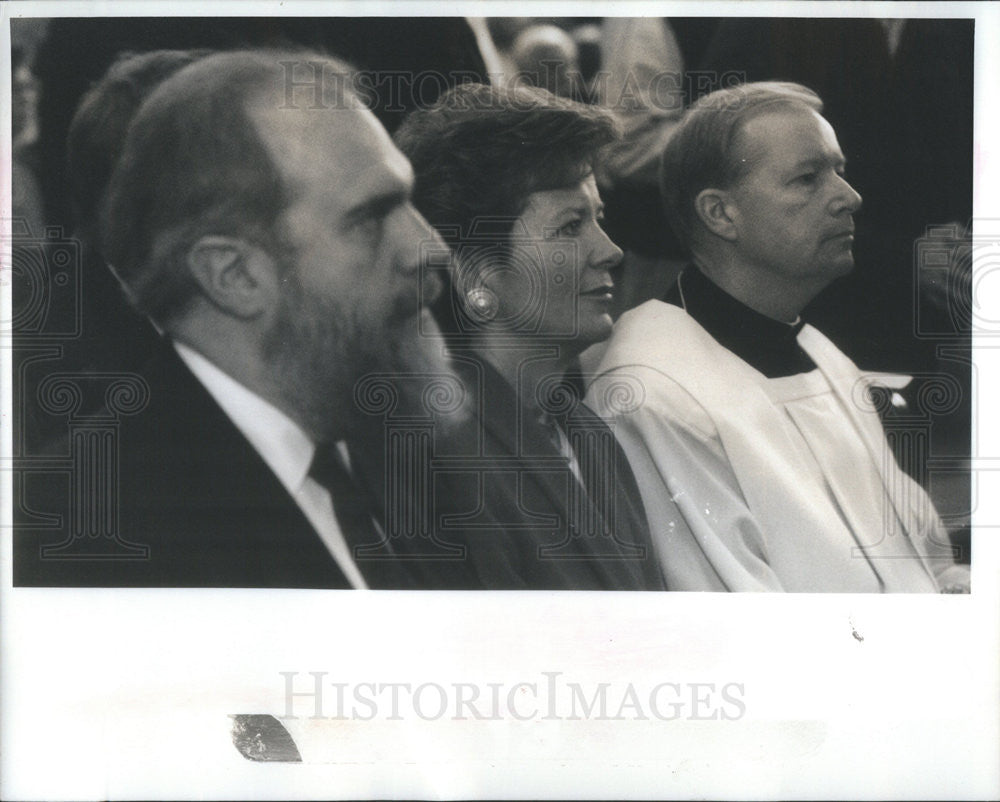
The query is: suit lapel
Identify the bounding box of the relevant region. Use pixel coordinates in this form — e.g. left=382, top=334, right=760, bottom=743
left=471, top=357, right=656, bottom=589
left=123, top=340, right=353, bottom=588
left=561, top=402, right=662, bottom=589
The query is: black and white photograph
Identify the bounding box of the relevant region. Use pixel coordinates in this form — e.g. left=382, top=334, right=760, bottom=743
left=2, top=1, right=998, bottom=798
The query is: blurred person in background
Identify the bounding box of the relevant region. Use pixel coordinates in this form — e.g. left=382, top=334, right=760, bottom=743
left=509, top=23, right=585, bottom=101
left=14, top=50, right=209, bottom=452
left=11, top=44, right=45, bottom=232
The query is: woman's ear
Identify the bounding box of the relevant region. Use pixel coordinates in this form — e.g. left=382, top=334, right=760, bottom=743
left=693, top=187, right=739, bottom=242
left=453, top=250, right=500, bottom=322
left=186, top=236, right=280, bottom=319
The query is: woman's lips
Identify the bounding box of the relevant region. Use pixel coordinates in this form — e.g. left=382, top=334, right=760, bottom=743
left=579, top=285, right=614, bottom=300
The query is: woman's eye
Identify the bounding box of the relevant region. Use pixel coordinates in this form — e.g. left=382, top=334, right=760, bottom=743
left=795, top=172, right=818, bottom=185
left=558, top=219, right=583, bottom=236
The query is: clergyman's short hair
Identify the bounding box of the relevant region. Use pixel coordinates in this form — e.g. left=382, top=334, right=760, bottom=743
left=100, top=48, right=356, bottom=325
left=660, top=81, right=823, bottom=251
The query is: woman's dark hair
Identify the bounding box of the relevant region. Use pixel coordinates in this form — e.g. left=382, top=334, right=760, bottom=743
left=394, top=81, right=617, bottom=332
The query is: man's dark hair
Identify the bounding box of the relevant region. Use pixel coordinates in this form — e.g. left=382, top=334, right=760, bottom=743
left=660, top=81, right=823, bottom=251
left=68, top=49, right=210, bottom=251
left=100, top=48, right=355, bottom=326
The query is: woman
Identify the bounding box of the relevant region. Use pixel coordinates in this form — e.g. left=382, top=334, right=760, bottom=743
left=394, top=83, right=666, bottom=590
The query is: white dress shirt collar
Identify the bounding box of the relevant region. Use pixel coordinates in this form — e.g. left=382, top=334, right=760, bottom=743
left=174, top=341, right=314, bottom=495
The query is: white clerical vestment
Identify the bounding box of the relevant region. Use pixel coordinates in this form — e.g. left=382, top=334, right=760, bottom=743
left=585, top=300, right=967, bottom=592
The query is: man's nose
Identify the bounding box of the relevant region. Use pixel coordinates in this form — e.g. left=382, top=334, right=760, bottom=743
left=831, top=174, right=863, bottom=215
left=394, top=204, right=446, bottom=303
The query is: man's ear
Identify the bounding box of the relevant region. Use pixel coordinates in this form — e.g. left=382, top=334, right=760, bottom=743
left=693, top=188, right=739, bottom=242
left=186, top=236, right=278, bottom=319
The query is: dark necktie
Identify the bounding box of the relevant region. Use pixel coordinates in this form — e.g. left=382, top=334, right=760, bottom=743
left=307, top=443, right=414, bottom=589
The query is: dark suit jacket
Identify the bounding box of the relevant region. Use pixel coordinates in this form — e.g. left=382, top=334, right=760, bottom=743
left=422, top=354, right=666, bottom=590
left=15, top=339, right=366, bottom=588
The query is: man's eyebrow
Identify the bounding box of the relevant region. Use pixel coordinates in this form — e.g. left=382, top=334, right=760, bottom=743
left=344, top=187, right=410, bottom=222
left=790, top=154, right=848, bottom=172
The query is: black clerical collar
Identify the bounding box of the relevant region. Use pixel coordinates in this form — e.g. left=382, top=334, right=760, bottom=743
left=664, top=266, right=817, bottom=378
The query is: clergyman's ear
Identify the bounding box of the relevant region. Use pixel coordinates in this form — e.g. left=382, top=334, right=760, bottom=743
left=693, top=188, right=738, bottom=242
left=186, top=236, right=278, bottom=318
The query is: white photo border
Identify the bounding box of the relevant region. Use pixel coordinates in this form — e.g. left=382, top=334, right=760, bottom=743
left=2, top=2, right=998, bottom=799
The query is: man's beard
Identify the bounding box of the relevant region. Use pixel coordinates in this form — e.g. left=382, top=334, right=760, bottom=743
left=263, top=277, right=461, bottom=442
